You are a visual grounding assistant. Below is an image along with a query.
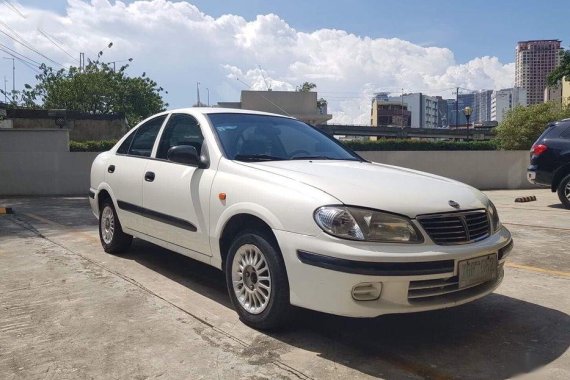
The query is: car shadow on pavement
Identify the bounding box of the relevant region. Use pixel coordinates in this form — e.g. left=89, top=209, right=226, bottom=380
left=121, top=239, right=570, bottom=380
left=271, top=295, right=570, bottom=379
left=547, top=203, right=567, bottom=210
left=123, top=239, right=231, bottom=308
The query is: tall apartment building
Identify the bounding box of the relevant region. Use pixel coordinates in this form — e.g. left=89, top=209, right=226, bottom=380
left=515, top=40, right=562, bottom=105
left=491, top=88, right=527, bottom=123
left=445, top=93, right=475, bottom=127
left=473, top=90, right=493, bottom=123
left=388, top=93, right=442, bottom=128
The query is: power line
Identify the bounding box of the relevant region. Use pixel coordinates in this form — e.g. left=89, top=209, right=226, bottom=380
left=0, top=22, right=64, bottom=67
left=3, top=1, right=26, bottom=18
left=0, top=49, right=40, bottom=74
left=37, top=28, right=75, bottom=60
left=0, top=42, right=41, bottom=66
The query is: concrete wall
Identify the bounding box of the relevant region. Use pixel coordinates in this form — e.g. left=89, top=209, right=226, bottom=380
left=11, top=118, right=127, bottom=141
left=0, top=129, right=99, bottom=195
left=0, top=129, right=535, bottom=195
left=0, top=151, right=99, bottom=195
left=359, top=150, right=536, bottom=190
left=0, top=129, right=69, bottom=152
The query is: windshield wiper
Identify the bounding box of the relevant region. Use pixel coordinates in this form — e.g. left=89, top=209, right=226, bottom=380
left=290, top=155, right=355, bottom=161
left=234, top=154, right=285, bottom=162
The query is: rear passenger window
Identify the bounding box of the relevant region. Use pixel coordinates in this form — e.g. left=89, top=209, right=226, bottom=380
left=128, top=115, right=167, bottom=157
left=156, top=114, right=204, bottom=159
left=560, top=126, right=570, bottom=139
left=117, top=131, right=135, bottom=154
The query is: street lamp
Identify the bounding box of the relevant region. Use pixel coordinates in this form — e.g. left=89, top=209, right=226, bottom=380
left=463, top=106, right=473, bottom=141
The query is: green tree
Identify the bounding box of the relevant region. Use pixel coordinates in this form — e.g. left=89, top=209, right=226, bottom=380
left=2, top=53, right=167, bottom=126
left=547, top=49, right=570, bottom=87
left=297, top=82, right=316, bottom=92
left=496, top=102, right=570, bottom=150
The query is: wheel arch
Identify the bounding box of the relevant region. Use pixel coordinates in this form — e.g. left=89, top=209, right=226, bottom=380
left=218, top=213, right=280, bottom=271
left=551, top=163, right=570, bottom=191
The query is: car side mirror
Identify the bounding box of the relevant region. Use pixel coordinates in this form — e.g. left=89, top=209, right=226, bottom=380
left=167, top=145, right=208, bottom=168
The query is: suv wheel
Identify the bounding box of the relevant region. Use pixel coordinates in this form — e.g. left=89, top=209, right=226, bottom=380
left=225, top=230, right=290, bottom=330
left=557, top=174, right=570, bottom=209
left=99, top=199, right=133, bottom=253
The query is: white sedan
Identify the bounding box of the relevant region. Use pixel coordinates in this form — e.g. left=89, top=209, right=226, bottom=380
left=89, top=108, right=513, bottom=330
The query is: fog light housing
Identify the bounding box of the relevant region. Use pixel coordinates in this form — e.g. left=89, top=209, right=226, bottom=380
left=351, top=282, right=382, bottom=301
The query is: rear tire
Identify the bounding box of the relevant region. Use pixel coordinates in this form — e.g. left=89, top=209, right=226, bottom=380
left=225, top=230, right=290, bottom=330
left=99, top=199, right=133, bottom=254
left=557, top=174, right=570, bottom=209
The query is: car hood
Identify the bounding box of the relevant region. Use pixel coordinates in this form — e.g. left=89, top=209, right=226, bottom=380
left=241, top=160, right=488, bottom=218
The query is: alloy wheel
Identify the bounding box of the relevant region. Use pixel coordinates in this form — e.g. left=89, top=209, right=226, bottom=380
left=231, top=244, right=272, bottom=314
left=101, top=206, right=115, bottom=244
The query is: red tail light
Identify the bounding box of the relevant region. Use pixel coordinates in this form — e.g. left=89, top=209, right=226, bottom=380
left=532, top=144, right=548, bottom=156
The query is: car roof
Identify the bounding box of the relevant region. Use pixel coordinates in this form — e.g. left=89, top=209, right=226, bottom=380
left=167, top=107, right=294, bottom=119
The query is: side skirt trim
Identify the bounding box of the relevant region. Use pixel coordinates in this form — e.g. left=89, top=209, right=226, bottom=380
left=117, top=200, right=197, bottom=232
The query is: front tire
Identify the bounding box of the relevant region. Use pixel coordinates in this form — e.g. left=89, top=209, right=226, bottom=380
left=225, top=230, right=290, bottom=330
left=557, top=174, right=570, bottom=209
left=99, top=199, right=133, bottom=254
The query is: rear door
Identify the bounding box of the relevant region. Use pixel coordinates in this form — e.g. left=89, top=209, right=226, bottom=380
left=140, top=113, right=214, bottom=256
left=105, top=115, right=167, bottom=232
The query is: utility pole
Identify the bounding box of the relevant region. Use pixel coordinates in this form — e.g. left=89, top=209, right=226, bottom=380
left=206, top=88, right=210, bottom=107
left=401, top=88, right=404, bottom=128
left=196, top=82, right=201, bottom=106
left=455, top=87, right=459, bottom=129
left=3, top=76, right=7, bottom=102
left=3, top=57, right=15, bottom=94
left=79, top=52, right=85, bottom=72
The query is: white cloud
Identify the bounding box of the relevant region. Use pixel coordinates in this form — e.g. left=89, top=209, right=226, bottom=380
left=0, top=0, right=515, bottom=123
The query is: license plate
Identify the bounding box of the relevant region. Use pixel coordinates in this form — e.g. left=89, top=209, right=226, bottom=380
left=458, top=254, right=498, bottom=289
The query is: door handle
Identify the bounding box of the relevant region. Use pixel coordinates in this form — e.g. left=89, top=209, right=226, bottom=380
left=144, top=171, right=155, bottom=182
left=108, top=165, right=115, bottom=173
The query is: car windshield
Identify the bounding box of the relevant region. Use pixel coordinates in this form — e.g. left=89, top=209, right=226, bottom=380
left=208, top=113, right=361, bottom=162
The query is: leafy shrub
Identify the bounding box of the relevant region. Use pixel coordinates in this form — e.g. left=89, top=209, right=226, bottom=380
left=70, top=140, right=117, bottom=152
left=343, top=139, right=498, bottom=151
left=496, top=102, right=570, bottom=150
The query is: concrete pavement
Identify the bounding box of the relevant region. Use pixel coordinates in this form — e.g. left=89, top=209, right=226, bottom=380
left=0, top=189, right=569, bottom=379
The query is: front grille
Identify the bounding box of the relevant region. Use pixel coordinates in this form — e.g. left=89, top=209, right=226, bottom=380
left=417, top=210, right=490, bottom=245
left=408, top=267, right=503, bottom=303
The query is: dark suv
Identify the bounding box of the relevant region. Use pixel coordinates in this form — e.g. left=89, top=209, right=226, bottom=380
left=527, top=118, right=570, bottom=209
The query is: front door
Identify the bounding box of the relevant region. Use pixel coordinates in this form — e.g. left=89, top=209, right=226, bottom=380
left=141, top=113, right=213, bottom=256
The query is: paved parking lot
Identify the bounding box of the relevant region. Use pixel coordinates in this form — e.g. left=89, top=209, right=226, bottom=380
left=1, top=189, right=569, bottom=379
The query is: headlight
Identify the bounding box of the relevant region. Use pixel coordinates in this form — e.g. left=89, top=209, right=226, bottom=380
left=487, top=201, right=502, bottom=233
left=314, top=206, right=423, bottom=243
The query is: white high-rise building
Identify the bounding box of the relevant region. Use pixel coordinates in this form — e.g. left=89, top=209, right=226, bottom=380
left=473, top=90, right=493, bottom=123
left=491, top=88, right=528, bottom=123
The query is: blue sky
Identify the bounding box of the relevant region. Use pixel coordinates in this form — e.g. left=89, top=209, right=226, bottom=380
left=17, top=0, right=569, bottom=63
left=1, top=1, right=568, bottom=122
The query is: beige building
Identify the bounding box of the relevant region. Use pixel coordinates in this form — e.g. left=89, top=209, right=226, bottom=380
left=515, top=40, right=562, bottom=105
left=218, top=90, right=332, bottom=125
left=370, top=100, right=411, bottom=127
left=544, top=85, right=562, bottom=103
left=563, top=77, right=570, bottom=107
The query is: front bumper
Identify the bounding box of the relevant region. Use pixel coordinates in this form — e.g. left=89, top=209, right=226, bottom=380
left=275, top=227, right=512, bottom=318
left=89, top=187, right=99, bottom=219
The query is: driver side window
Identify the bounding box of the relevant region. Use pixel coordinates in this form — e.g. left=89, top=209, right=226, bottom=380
left=157, top=114, right=204, bottom=160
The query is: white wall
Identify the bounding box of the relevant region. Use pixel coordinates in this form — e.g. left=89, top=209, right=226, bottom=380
left=359, top=150, right=536, bottom=190
left=0, top=128, right=536, bottom=195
